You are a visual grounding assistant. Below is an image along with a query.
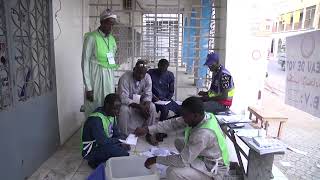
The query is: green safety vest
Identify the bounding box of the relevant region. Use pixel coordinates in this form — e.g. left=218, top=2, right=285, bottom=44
left=81, top=112, right=115, bottom=153
left=208, top=88, right=235, bottom=99
left=84, top=31, right=118, bottom=69
left=184, top=112, right=230, bottom=166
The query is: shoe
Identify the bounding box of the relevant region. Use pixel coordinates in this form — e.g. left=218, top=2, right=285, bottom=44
left=156, top=133, right=168, bottom=142
left=88, top=161, right=98, bottom=169
left=145, top=133, right=159, bottom=146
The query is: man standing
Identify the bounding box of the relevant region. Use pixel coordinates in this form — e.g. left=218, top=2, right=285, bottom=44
left=198, top=52, right=235, bottom=113
left=82, top=9, right=118, bottom=117
left=118, top=60, right=158, bottom=145
left=81, top=94, right=130, bottom=169
left=134, top=97, right=229, bottom=180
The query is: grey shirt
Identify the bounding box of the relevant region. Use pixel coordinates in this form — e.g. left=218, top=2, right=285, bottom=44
left=148, top=113, right=224, bottom=177
left=118, top=71, right=152, bottom=105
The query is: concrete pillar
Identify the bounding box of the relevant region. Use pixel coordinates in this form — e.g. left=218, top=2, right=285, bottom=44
left=214, top=0, right=227, bottom=66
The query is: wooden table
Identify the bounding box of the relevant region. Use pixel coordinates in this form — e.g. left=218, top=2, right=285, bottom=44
left=248, top=106, right=288, bottom=139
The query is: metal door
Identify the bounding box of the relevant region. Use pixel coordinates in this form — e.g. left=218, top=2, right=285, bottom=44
left=0, top=0, right=59, bottom=179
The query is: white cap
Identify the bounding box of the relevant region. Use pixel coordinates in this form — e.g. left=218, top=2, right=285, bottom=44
left=100, top=9, right=117, bottom=21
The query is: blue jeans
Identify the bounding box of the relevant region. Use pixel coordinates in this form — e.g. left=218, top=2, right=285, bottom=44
left=155, top=100, right=181, bottom=121
left=85, top=142, right=129, bottom=168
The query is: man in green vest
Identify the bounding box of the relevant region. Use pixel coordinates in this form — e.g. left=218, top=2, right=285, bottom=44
left=81, top=9, right=118, bottom=117
left=82, top=93, right=130, bottom=169
left=134, top=97, right=229, bottom=180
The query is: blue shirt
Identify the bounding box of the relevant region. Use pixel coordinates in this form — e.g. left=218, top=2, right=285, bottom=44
left=81, top=107, right=125, bottom=157
left=147, top=69, right=175, bottom=101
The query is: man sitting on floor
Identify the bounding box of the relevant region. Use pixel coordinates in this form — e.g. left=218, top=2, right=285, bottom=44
left=118, top=60, right=158, bottom=145
left=81, top=93, right=130, bottom=169
left=147, top=59, right=180, bottom=141
left=134, top=97, right=229, bottom=180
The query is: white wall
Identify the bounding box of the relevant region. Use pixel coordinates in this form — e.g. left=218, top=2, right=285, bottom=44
left=52, top=0, right=89, bottom=144
left=226, top=0, right=269, bottom=113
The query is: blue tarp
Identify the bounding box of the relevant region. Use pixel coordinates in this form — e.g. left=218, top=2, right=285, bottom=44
left=87, top=163, right=106, bottom=180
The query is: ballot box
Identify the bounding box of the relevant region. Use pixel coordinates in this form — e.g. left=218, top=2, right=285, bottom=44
left=105, top=156, right=159, bottom=180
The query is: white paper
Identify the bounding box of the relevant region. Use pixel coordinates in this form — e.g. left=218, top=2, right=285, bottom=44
left=287, top=146, right=307, bottom=155
left=316, top=164, right=320, bottom=168
left=106, top=52, right=115, bottom=64
left=132, top=94, right=141, bottom=104
left=154, top=100, right=170, bottom=105
left=222, top=115, right=251, bottom=123
left=235, top=129, right=259, bottom=138
left=119, top=134, right=138, bottom=145
left=141, top=147, right=172, bottom=178
left=175, top=101, right=182, bottom=105
left=280, top=161, right=292, bottom=167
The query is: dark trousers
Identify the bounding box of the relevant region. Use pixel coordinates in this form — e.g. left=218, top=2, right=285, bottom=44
left=85, top=143, right=129, bottom=168
left=155, top=100, right=181, bottom=121
left=203, top=100, right=228, bottom=113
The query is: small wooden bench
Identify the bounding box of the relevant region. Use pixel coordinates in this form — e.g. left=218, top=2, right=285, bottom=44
left=248, top=106, right=288, bottom=139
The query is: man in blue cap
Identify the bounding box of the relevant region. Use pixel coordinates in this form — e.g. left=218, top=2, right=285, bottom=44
left=198, top=52, right=235, bottom=113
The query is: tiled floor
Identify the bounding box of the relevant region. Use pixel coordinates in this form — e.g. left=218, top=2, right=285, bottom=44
left=27, top=129, right=183, bottom=180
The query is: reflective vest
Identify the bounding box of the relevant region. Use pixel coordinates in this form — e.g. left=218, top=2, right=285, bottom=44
left=184, top=112, right=229, bottom=166
left=81, top=112, right=115, bottom=157
left=208, top=66, right=234, bottom=106
left=84, top=31, right=118, bottom=69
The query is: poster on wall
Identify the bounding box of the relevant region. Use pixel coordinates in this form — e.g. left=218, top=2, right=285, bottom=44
left=285, top=30, right=320, bottom=118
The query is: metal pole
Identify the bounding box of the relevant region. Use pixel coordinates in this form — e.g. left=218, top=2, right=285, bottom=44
left=175, top=0, right=180, bottom=100
left=153, top=0, right=157, bottom=65
left=131, top=0, right=136, bottom=69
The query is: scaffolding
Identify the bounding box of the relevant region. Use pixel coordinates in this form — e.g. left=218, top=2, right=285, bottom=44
left=88, top=0, right=226, bottom=99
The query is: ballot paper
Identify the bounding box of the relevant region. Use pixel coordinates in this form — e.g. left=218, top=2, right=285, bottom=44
left=132, top=94, right=141, bottom=104
left=140, top=147, right=173, bottom=178
left=119, top=134, right=138, bottom=145
left=235, top=129, right=260, bottom=138
left=175, top=101, right=182, bottom=105
left=154, top=100, right=171, bottom=105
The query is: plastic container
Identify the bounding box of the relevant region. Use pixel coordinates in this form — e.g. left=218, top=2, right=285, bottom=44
left=105, top=156, right=160, bottom=180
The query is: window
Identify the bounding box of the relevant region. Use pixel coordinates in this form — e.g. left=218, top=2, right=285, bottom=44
left=304, top=5, right=316, bottom=29
left=293, top=10, right=303, bottom=30
left=11, top=0, right=54, bottom=102
left=0, top=0, right=12, bottom=110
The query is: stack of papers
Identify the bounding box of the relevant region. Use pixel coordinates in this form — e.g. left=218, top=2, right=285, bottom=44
left=154, top=101, right=171, bottom=105
left=119, top=134, right=138, bottom=145
left=235, top=129, right=260, bottom=138
left=247, top=137, right=287, bottom=155
left=253, top=137, right=274, bottom=147
left=216, top=115, right=252, bottom=124
left=140, top=147, right=174, bottom=178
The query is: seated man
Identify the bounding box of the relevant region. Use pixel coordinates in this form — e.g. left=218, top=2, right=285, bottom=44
left=134, top=97, right=229, bottom=180
left=81, top=93, right=130, bottom=169
left=198, top=52, right=235, bottom=113
left=147, top=59, right=180, bottom=140
left=118, top=60, right=158, bottom=145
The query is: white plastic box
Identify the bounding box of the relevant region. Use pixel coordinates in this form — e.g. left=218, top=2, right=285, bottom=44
left=105, top=156, right=160, bottom=180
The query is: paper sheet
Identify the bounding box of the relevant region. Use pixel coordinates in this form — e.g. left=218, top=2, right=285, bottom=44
left=175, top=101, right=182, bottom=105
left=132, top=94, right=141, bottom=104
left=119, top=134, right=138, bottom=145
left=235, top=129, right=260, bottom=138
left=287, top=146, right=307, bottom=155
left=154, top=100, right=171, bottom=105
left=280, top=161, right=292, bottom=167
